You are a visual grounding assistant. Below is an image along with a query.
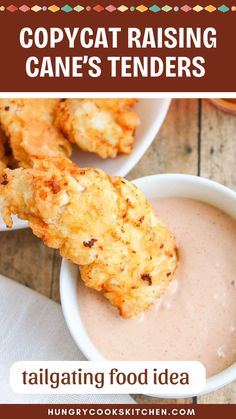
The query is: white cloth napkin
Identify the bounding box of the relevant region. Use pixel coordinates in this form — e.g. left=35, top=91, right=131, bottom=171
left=0, top=275, right=134, bottom=404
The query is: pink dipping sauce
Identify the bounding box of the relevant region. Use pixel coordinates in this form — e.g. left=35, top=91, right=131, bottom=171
left=78, top=198, right=236, bottom=376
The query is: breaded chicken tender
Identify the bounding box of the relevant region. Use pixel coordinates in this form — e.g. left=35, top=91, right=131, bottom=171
left=0, top=157, right=177, bottom=318
left=0, top=146, right=7, bottom=172
left=0, top=99, right=72, bottom=167
left=56, top=99, right=140, bottom=159
left=0, top=128, right=8, bottom=173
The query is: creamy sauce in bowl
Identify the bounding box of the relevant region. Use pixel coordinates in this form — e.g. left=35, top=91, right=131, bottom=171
left=78, top=198, right=236, bottom=377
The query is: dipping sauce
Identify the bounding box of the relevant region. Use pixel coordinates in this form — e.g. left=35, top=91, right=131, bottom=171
left=78, top=198, right=236, bottom=376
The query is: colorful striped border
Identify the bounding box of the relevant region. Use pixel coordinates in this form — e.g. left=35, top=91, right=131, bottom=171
left=0, top=4, right=236, bottom=13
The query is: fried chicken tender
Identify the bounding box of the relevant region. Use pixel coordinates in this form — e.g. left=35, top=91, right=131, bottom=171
left=0, top=128, right=8, bottom=173
left=0, top=157, right=177, bottom=318
left=56, top=99, right=140, bottom=159
left=0, top=99, right=72, bottom=167
left=0, top=146, right=7, bottom=172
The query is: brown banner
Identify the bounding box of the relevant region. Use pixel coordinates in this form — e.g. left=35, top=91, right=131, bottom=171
left=0, top=1, right=235, bottom=92
left=0, top=404, right=235, bottom=418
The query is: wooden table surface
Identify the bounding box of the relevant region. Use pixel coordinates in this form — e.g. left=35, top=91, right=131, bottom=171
left=0, top=99, right=235, bottom=404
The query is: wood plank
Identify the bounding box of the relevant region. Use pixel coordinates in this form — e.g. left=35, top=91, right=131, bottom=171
left=128, top=99, right=199, bottom=180
left=197, top=99, right=236, bottom=403
left=200, top=99, right=236, bottom=190
left=133, top=395, right=175, bottom=404
left=50, top=250, right=62, bottom=304
left=0, top=228, right=54, bottom=298
left=198, top=384, right=236, bottom=404
left=133, top=394, right=194, bottom=404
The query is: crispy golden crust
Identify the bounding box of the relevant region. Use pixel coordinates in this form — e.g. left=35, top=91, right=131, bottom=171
left=0, top=128, right=8, bottom=173
left=0, top=157, right=177, bottom=318
left=0, top=154, right=6, bottom=173
left=0, top=99, right=72, bottom=167
left=56, top=99, right=140, bottom=159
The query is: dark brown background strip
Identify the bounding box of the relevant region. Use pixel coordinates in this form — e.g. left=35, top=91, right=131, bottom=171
left=0, top=404, right=235, bottom=418
left=0, top=1, right=235, bottom=92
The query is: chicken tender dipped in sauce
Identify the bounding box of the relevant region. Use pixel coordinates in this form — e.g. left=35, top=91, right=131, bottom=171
left=0, top=157, right=177, bottom=318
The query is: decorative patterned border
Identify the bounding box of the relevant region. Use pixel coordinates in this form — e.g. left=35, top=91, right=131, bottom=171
left=0, top=4, right=236, bottom=13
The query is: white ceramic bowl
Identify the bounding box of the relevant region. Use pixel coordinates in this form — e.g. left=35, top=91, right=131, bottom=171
left=0, top=214, right=28, bottom=232
left=0, top=99, right=170, bottom=231
left=60, top=173, right=236, bottom=397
